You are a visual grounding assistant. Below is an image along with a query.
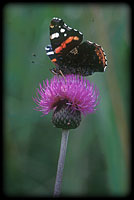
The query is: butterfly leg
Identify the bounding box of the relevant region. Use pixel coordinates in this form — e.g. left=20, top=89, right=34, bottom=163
left=59, top=70, right=66, bottom=82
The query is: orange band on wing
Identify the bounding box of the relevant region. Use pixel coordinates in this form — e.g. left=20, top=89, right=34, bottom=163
left=51, top=58, right=57, bottom=62
left=54, top=36, right=79, bottom=54
left=64, top=36, right=74, bottom=44
left=55, top=46, right=63, bottom=54
left=74, top=36, right=79, bottom=40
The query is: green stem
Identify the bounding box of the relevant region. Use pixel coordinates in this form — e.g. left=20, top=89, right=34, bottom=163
left=53, top=129, right=69, bottom=197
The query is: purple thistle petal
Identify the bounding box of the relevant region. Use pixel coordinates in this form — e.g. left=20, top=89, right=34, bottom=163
left=33, top=74, right=100, bottom=116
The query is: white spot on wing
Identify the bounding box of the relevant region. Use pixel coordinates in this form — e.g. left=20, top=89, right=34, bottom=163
left=53, top=17, right=61, bottom=20
left=45, top=47, right=50, bottom=50
left=50, top=32, right=59, bottom=39
left=60, top=28, right=65, bottom=33
left=88, top=41, right=93, bottom=44
left=67, top=26, right=72, bottom=30
left=104, top=65, right=107, bottom=71
left=47, top=51, right=54, bottom=55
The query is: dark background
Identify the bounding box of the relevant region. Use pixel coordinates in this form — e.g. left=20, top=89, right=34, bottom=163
left=3, top=3, right=131, bottom=197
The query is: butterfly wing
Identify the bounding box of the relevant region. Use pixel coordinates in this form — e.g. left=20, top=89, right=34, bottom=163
left=49, top=17, right=83, bottom=57
left=45, top=44, right=60, bottom=66
left=62, top=41, right=107, bottom=76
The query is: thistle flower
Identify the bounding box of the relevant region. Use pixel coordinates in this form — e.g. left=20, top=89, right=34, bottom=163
left=33, top=74, right=101, bottom=196
left=33, top=74, right=100, bottom=129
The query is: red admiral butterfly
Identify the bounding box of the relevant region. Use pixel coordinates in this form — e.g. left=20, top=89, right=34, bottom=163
left=45, top=17, right=107, bottom=76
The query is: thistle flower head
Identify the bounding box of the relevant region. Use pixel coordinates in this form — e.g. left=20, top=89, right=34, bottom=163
left=33, top=74, right=100, bottom=129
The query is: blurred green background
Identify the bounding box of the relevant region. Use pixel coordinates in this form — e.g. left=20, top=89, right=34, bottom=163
left=3, top=3, right=130, bottom=197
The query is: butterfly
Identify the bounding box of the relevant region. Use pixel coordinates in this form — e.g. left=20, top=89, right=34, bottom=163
left=45, top=17, right=107, bottom=76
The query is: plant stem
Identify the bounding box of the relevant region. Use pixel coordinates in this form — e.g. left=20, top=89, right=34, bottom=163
left=53, top=129, right=69, bottom=197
